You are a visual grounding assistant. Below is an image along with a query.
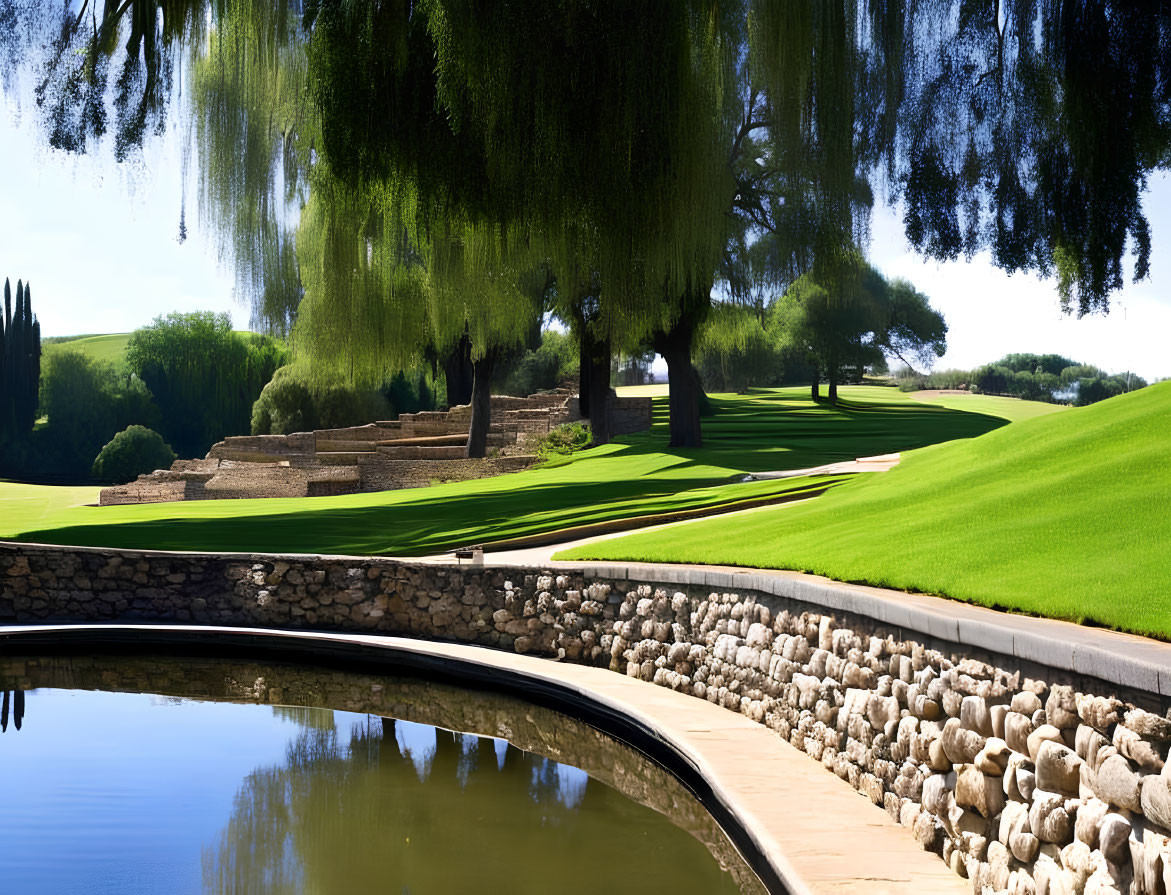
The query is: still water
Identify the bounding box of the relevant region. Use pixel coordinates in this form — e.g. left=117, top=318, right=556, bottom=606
left=0, top=679, right=750, bottom=894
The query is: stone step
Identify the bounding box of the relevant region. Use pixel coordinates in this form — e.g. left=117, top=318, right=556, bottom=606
left=313, top=425, right=400, bottom=442
left=399, top=410, right=451, bottom=423
left=314, top=451, right=379, bottom=465
left=378, top=433, right=468, bottom=447
left=316, top=439, right=380, bottom=453
left=377, top=432, right=513, bottom=448
left=376, top=445, right=468, bottom=460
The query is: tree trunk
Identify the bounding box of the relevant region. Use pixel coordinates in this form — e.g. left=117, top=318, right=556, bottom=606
left=654, top=317, right=703, bottom=448
left=828, top=354, right=839, bottom=405
left=586, top=335, right=612, bottom=446
left=811, top=362, right=820, bottom=401
left=443, top=334, right=474, bottom=407
left=578, top=328, right=592, bottom=419
left=466, top=352, right=494, bottom=458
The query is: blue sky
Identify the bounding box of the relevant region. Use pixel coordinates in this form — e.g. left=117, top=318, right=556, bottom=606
left=1, top=93, right=1167, bottom=380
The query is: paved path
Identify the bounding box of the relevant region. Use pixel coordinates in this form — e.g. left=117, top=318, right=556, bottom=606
left=743, top=452, right=901, bottom=480
left=0, top=623, right=967, bottom=895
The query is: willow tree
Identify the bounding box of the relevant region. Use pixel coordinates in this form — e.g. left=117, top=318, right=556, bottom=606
left=749, top=0, right=1171, bottom=315
left=189, top=0, right=312, bottom=336
left=301, top=0, right=742, bottom=449
left=12, top=0, right=1171, bottom=449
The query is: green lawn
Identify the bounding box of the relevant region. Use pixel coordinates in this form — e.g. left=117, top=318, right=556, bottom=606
left=908, top=390, right=1067, bottom=422
left=41, top=330, right=261, bottom=371
left=0, top=386, right=1010, bottom=557
left=560, top=382, right=1171, bottom=639
left=42, top=333, right=134, bottom=370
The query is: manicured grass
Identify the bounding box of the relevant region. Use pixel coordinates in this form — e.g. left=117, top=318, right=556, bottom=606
left=41, top=330, right=260, bottom=372
left=560, top=382, right=1171, bottom=639
left=0, top=386, right=1007, bottom=557
left=908, top=390, right=1067, bottom=423
left=42, top=333, right=134, bottom=370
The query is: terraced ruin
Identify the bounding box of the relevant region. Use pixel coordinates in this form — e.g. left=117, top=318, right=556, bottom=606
left=100, top=389, right=651, bottom=505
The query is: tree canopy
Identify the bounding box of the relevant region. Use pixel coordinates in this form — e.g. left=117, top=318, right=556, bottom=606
left=772, top=260, right=948, bottom=402
left=5, top=0, right=1169, bottom=449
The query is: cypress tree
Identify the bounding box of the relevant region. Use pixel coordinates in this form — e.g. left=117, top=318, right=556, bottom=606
left=11, top=281, right=24, bottom=434
left=0, top=282, right=6, bottom=440
left=22, top=283, right=38, bottom=431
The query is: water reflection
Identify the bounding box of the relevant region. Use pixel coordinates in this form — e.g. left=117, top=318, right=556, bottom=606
left=0, top=664, right=759, bottom=894
left=0, top=689, right=24, bottom=731
left=204, top=714, right=741, bottom=894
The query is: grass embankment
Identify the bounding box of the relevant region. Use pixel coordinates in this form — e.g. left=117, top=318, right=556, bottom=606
left=561, top=382, right=1171, bottom=639
left=0, top=386, right=1009, bottom=556
left=42, top=330, right=264, bottom=373
left=908, top=390, right=1066, bottom=422
left=42, top=333, right=134, bottom=370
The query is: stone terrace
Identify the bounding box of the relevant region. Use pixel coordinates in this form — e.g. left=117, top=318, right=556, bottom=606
left=100, top=389, right=651, bottom=506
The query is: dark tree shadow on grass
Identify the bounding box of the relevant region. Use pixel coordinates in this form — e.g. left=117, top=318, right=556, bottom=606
left=16, top=395, right=1007, bottom=555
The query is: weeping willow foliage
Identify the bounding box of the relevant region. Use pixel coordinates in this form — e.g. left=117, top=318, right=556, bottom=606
left=290, top=168, right=545, bottom=386
left=304, top=0, right=743, bottom=348
left=9, top=0, right=1171, bottom=357
left=748, top=1, right=879, bottom=279
left=749, top=0, right=1171, bottom=315
left=189, top=0, right=314, bottom=335
left=694, top=303, right=780, bottom=392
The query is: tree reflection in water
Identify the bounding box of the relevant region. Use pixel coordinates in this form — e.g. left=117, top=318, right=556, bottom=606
left=204, top=715, right=742, bottom=894
left=0, top=690, right=24, bottom=732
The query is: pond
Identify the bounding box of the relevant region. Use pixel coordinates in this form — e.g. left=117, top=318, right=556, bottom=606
left=0, top=653, right=763, bottom=894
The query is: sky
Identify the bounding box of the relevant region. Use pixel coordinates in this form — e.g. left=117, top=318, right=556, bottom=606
left=1, top=92, right=1168, bottom=380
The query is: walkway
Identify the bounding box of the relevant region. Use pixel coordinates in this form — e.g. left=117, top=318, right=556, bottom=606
left=743, top=452, right=901, bottom=480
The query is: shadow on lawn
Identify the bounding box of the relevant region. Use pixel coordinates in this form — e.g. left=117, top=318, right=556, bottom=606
left=16, top=394, right=1008, bottom=556
left=630, top=392, right=1008, bottom=474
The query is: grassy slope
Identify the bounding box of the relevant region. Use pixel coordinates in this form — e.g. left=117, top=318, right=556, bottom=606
left=909, top=390, right=1066, bottom=422
left=42, top=333, right=134, bottom=370
left=561, top=382, right=1171, bottom=638
left=41, top=330, right=261, bottom=372
left=0, top=386, right=1009, bottom=556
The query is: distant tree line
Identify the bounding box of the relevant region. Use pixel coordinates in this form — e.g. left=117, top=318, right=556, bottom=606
left=0, top=279, right=41, bottom=441
left=694, top=262, right=947, bottom=402
left=1, top=312, right=293, bottom=483
left=895, top=353, right=1148, bottom=406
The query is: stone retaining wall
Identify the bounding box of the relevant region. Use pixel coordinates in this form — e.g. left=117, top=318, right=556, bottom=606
left=2, top=540, right=1168, bottom=894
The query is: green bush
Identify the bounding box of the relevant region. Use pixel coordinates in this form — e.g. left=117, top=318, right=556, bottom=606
left=497, top=330, right=579, bottom=397
left=28, top=349, right=162, bottom=479
left=91, top=425, right=178, bottom=484
left=126, top=312, right=289, bottom=456
left=251, top=365, right=409, bottom=434
left=533, top=422, right=592, bottom=460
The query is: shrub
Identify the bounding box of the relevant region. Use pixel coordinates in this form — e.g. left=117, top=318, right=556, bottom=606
left=497, top=329, right=579, bottom=396
left=126, top=312, right=289, bottom=456
left=28, top=349, right=162, bottom=479
left=91, top=425, right=177, bottom=484
left=251, top=365, right=402, bottom=434
left=533, top=422, right=592, bottom=460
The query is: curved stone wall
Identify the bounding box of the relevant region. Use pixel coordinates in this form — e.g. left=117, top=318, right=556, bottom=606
left=3, top=540, right=1171, bottom=894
